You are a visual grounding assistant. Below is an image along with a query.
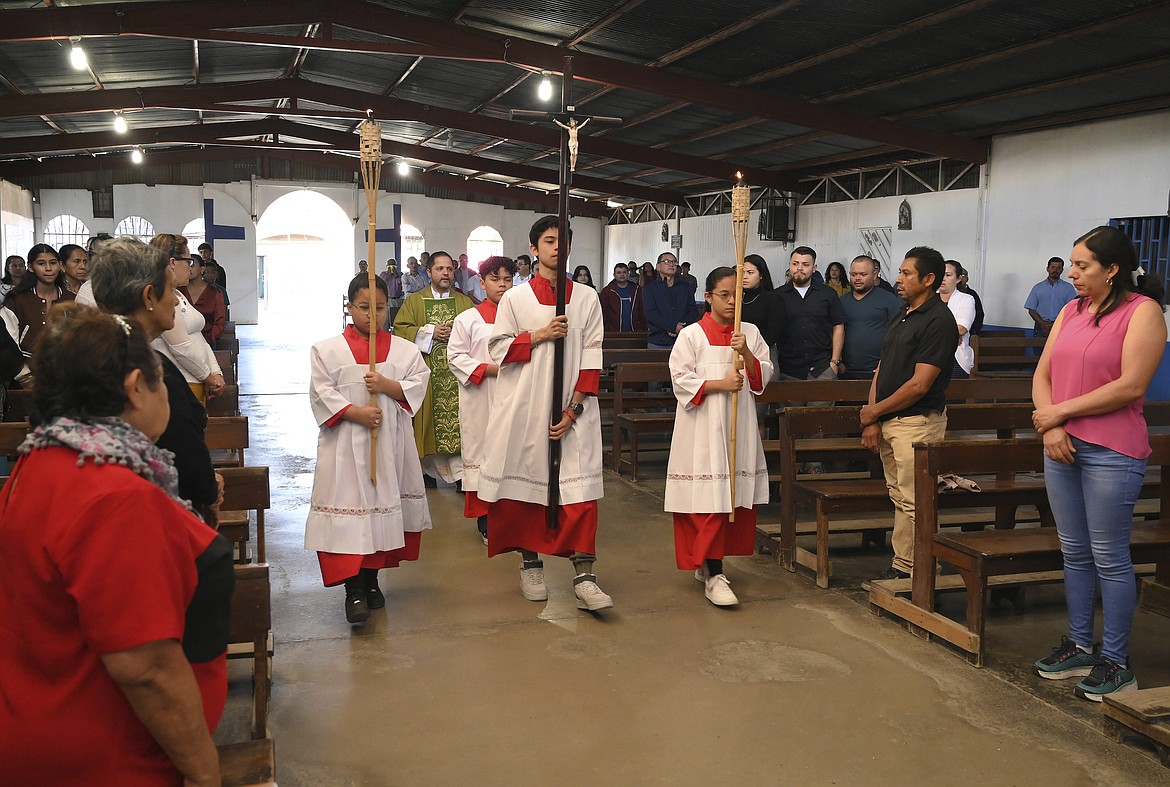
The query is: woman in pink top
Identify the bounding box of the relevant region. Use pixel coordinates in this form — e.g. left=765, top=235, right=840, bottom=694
left=1030, top=226, right=1166, bottom=701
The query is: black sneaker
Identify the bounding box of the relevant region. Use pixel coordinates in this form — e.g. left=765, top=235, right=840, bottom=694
left=366, top=583, right=385, bottom=610
left=1074, top=657, right=1137, bottom=702
left=345, top=591, right=370, bottom=624
left=1033, top=635, right=1096, bottom=680
left=875, top=567, right=910, bottom=581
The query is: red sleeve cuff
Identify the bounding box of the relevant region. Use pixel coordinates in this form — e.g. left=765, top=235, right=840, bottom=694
left=574, top=368, right=600, bottom=396
left=502, top=333, right=532, bottom=363
left=324, top=404, right=352, bottom=428
left=691, top=381, right=707, bottom=407
left=746, top=358, right=763, bottom=391
left=469, top=364, right=488, bottom=385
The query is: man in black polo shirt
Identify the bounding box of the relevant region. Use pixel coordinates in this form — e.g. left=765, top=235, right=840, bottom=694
left=860, top=247, right=958, bottom=581
left=774, top=246, right=845, bottom=380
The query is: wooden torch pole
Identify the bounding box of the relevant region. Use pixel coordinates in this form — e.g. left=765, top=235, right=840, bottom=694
left=729, top=176, right=750, bottom=522
left=359, top=115, right=383, bottom=485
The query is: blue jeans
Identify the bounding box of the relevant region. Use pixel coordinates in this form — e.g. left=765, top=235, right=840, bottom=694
left=1044, top=437, right=1146, bottom=663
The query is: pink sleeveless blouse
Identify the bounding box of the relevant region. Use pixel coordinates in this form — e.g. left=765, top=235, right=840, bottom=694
left=1049, top=293, right=1153, bottom=459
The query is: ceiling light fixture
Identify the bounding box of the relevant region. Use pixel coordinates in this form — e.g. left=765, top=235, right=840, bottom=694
left=396, top=159, right=409, bottom=176
left=113, top=112, right=128, bottom=134
left=69, top=38, right=87, bottom=70
left=131, top=146, right=144, bottom=164
left=537, top=71, right=553, bottom=102
left=606, top=199, right=622, bottom=209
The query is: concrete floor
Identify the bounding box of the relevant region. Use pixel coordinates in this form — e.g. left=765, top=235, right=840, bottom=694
left=214, top=320, right=1170, bottom=786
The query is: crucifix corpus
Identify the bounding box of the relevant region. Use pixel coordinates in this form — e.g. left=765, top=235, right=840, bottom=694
left=511, top=56, right=620, bottom=527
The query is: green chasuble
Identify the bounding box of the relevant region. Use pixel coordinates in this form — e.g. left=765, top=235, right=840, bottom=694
left=394, top=289, right=474, bottom=458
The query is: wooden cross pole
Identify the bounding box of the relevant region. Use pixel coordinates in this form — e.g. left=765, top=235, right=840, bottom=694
left=511, top=57, right=620, bottom=528
left=359, top=114, right=382, bottom=486
left=729, top=176, right=750, bottom=522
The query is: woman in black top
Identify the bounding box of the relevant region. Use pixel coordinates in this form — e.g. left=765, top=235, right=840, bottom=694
left=739, top=254, right=786, bottom=353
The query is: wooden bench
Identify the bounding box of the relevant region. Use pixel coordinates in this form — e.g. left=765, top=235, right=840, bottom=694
left=206, top=415, right=249, bottom=468
left=603, top=331, right=648, bottom=349
left=207, top=384, right=240, bottom=417
left=776, top=403, right=1048, bottom=587
left=971, top=334, right=1047, bottom=377
left=609, top=362, right=676, bottom=479
left=0, top=420, right=28, bottom=456
left=228, top=562, right=273, bottom=740
left=218, top=738, right=276, bottom=787
left=214, top=349, right=237, bottom=386
left=219, top=466, right=271, bottom=564
left=867, top=436, right=1170, bottom=666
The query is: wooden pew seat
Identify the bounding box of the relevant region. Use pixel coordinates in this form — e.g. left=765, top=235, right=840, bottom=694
left=218, top=738, right=275, bottom=787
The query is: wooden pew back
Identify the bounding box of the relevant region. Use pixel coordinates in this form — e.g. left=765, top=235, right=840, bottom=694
left=206, top=415, right=250, bottom=467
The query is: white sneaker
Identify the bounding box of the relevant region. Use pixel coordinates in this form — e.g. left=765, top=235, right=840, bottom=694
left=573, top=574, right=614, bottom=611
left=520, top=563, right=547, bottom=601
left=694, top=564, right=709, bottom=583
left=704, top=574, right=739, bottom=606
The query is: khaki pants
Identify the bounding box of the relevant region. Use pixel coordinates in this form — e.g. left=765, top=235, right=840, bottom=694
left=879, top=411, right=947, bottom=574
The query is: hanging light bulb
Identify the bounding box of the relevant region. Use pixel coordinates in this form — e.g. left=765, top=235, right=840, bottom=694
left=69, top=38, right=88, bottom=70
left=537, top=71, right=553, bottom=102
left=396, top=159, right=409, bottom=176
left=131, top=146, right=144, bottom=164
left=113, top=112, right=128, bottom=134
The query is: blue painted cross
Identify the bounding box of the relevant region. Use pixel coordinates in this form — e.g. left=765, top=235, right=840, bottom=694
left=364, top=203, right=403, bottom=264
left=203, top=198, right=246, bottom=245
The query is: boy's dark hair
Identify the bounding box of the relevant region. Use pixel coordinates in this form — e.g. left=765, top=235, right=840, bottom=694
left=529, top=215, right=572, bottom=248
left=791, top=246, right=817, bottom=260
left=904, top=246, right=946, bottom=292
left=198, top=242, right=213, bottom=253
left=348, top=273, right=389, bottom=302
left=478, top=255, right=517, bottom=278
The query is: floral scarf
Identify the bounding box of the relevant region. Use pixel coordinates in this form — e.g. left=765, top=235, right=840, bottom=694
left=18, top=415, right=194, bottom=514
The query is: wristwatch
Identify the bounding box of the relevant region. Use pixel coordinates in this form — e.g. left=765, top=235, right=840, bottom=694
left=567, top=401, right=585, bottom=418
left=830, top=359, right=843, bottom=368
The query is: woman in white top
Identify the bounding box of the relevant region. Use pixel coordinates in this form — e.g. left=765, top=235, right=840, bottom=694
left=149, top=233, right=225, bottom=403
left=939, top=260, right=976, bottom=378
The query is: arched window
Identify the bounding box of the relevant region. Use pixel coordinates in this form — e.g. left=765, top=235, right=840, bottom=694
left=466, top=225, right=503, bottom=267
left=43, top=214, right=91, bottom=250
left=115, top=215, right=155, bottom=242
left=182, top=218, right=206, bottom=247
left=400, top=222, right=425, bottom=262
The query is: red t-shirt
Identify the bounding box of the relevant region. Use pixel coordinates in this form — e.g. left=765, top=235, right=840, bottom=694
left=0, top=447, right=232, bottom=786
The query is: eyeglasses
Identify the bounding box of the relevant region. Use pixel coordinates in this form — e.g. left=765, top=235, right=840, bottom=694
left=174, top=257, right=196, bottom=267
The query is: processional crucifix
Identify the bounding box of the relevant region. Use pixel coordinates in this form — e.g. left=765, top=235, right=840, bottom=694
left=512, top=56, right=620, bottom=527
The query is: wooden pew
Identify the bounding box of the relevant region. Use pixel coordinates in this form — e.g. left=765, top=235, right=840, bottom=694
left=867, top=435, right=1170, bottom=666
left=598, top=349, right=672, bottom=418
left=603, top=331, right=648, bottom=349
left=0, top=420, right=28, bottom=456
left=207, top=384, right=240, bottom=417
left=228, top=563, right=273, bottom=740
left=206, top=415, right=249, bottom=468
left=610, top=362, right=676, bottom=479
left=219, top=466, right=271, bottom=564
left=2, top=389, right=31, bottom=422
left=971, top=334, right=1047, bottom=377
left=218, top=739, right=276, bottom=787
left=215, top=349, right=237, bottom=386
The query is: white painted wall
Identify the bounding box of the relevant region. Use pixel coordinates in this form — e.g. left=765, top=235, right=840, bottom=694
left=981, top=111, right=1170, bottom=329
left=1, top=179, right=35, bottom=260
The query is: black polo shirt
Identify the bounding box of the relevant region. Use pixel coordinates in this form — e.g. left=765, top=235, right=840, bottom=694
left=874, top=293, right=958, bottom=421
left=775, top=281, right=845, bottom=377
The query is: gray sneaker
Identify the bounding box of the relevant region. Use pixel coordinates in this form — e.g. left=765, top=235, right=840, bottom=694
left=520, top=561, right=547, bottom=602
left=1033, top=636, right=1097, bottom=680
left=573, top=573, right=614, bottom=611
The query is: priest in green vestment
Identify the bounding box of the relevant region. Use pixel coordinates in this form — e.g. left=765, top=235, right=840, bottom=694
left=393, top=250, right=475, bottom=484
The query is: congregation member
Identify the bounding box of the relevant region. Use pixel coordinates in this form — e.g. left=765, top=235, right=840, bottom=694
left=402, top=256, right=429, bottom=295
left=379, top=258, right=404, bottom=303
left=149, top=234, right=225, bottom=406
left=180, top=254, right=226, bottom=345
left=513, top=254, right=534, bottom=285
left=1031, top=226, right=1165, bottom=701
left=0, top=253, right=26, bottom=304
left=643, top=252, right=697, bottom=349
left=197, top=242, right=226, bottom=296
left=599, top=262, right=646, bottom=333
left=394, top=251, right=474, bottom=485
left=824, top=261, right=850, bottom=296
left=1025, top=256, right=1077, bottom=337
left=957, top=264, right=984, bottom=335
left=449, top=256, right=516, bottom=543
left=59, top=244, right=89, bottom=295
left=939, top=260, right=977, bottom=379
left=860, top=247, right=957, bottom=581
left=455, top=253, right=477, bottom=296
left=573, top=265, right=597, bottom=290
left=678, top=261, right=699, bottom=295
left=774, top=246, right=844, bottom=381
left=478, top=215, right=613, bottom=612
left=3, top=243, right=76, bottom=357
left=0, top=306, right=232, bottom=787
left=666, top=267, right=772, bottom=607
left=306, top=274, right=432, bottom=624
left=839, top=255, right=902, bottom=380
left=639, top=261, right=657, bottom=289
left=90, top=237, right=223, bottom=527
left=738, top=254, right=785, bottom=359
left=202, top=259, right=230, bottom=306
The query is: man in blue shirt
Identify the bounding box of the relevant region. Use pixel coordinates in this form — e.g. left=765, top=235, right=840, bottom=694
left=1024, top=256, right=1077, bottom=337
left=839, top=255, right=902, bottom=380
left=643, top=252, right=697, bottom=348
